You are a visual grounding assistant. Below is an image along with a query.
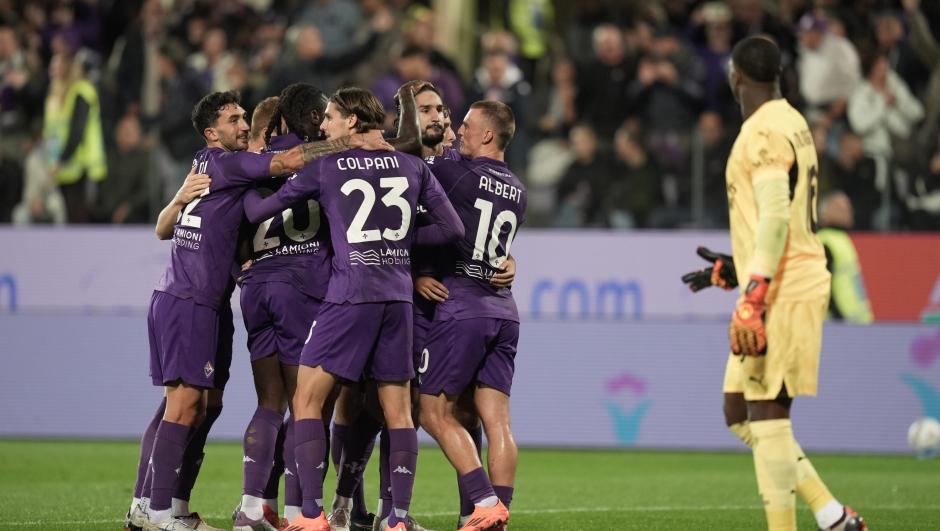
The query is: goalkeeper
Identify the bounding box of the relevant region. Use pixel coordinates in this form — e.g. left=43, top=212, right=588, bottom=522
left=680, top=36, right=866, bottom=531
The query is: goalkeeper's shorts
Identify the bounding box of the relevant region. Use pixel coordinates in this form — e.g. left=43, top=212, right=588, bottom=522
left=722, top=296, right=827, bottom=401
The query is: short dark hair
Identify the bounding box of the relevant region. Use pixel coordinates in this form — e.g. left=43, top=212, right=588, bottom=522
left=268, top=83, right=328, bottom=143
left=470, top=100, right=515, bottom=150
left=191, top=90, right=241, bottom=138
left=731, top=36, right=781, bottom=83
left=329, top=87, right=385, bottom=133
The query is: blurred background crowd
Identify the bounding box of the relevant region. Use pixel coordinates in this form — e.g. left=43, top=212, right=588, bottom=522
left=1, top=0, right=940, bottom=230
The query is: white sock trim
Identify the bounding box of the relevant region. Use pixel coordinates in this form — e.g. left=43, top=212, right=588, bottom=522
left=241, top=495, right=264, bottom=519
left=149, top=508, right=172, bottom=524
left=476, top=495, right=498, bottom=508
left=816, top=500, right=844, bottom=530
left=170, top=498, right=189, bottom=517
left=284, top=505, right=302, bottom=522
left=263, top=498, right=278, bottom=511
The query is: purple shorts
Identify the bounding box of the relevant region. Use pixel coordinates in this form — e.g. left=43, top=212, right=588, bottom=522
left=215, top=299, right=234, bottom=389
left=419, top=317, right=519, bottom=397
left=302, top=301, right=414, bottom=383
left=413, top=310, right=433, bottom=379
left=148, top=290, right=220, bottom=389
left=240, top=281, right=321, bottom=365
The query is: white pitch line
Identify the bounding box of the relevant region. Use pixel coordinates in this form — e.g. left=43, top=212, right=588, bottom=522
left=5, top=505, right=940, bottom=526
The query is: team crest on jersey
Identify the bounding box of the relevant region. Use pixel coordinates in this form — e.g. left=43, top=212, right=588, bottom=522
left=204, top=361, right=215, bottom=378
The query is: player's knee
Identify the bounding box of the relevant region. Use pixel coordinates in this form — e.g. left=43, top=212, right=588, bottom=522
left=257, top=384, right=287, bottom=414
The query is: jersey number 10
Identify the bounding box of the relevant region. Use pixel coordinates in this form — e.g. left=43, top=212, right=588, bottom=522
left=472, top=198, right=518, bottom=268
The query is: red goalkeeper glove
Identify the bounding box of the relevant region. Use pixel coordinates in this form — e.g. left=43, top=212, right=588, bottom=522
left=729, top=275, right=770, bottom=356
left=681, top=246, right=738, bottom=292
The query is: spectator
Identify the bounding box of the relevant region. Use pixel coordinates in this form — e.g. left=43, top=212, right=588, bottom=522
left=554, top=123, right=616, bottom=227
left=42, top=49, right=107, bottom=223
left=693, top=2, right=738, bottom=124
left=605, top=124, right=659, bottom=228
left=98, top=114, right=150, bottom=224
left=818, top=131, right=880, bottom=230
left=905, top=0, right=940, bottom=146
left=371, top=44, right=465, bottom=128
left=296, top=0, right=363, bottom=60
left=817, top=191, right=874, bottom=324
left=698, top=111, right=733, bottom=227
left=506, top=0, right=554, bottom=82
left=575, top=23, right=636, bottom=137
left=796, top=13, right=860, bottom=128
left=873, top=10, right=929, bottom=96
left=470, top=50, right=531, bottom=171
left=535, top=55, right=577, bottom=138
left=266, top=19, right=387, bottom=101
left=12, top=135, right=66, bottom=225
left=906, top=131, right=940, bottom=230
left=187, top=25, right=236, bottom=93
left=847, top=52, right=924, bottom=163
left=153, top=42, right=205, bottom=203
left=0, top=24, right=45, bottom=221
left=400, top=4, right=461, bottom=79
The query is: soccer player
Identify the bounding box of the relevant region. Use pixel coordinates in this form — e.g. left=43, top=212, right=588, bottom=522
left=137, top=90, right=392, bottom=531
left=234, top=87, right=333, bottom=531
left=719, top=36, right=865, bottom=531
left=126, top=171, right=225, bottom=531
left=242, top=86, right=463, bottom=531
left=418, top=100, right=525, bottom=531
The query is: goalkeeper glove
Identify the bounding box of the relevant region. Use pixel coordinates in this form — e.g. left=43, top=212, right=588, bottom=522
left=729, top=275, right=770, bottom=356
left=681, top=246, right=738, bottom=292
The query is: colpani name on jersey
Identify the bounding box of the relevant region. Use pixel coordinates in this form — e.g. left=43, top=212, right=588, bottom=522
left=336, top=155, right=400, bottom=172
left=479, top=174, right=523, bottom=204
left=173, top=226, right=202, bottom=250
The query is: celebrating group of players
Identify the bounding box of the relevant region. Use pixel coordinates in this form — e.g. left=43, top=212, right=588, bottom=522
left=124, top=74, right=525, bottom=531
left=123, top=32, right=874, bottom=531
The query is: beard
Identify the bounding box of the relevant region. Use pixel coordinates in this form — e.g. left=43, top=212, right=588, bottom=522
left=421, top=125, right=445, bottom=148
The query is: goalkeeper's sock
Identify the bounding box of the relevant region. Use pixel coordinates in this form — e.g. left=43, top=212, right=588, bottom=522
left=728, top=421, right=754, bottom=448
left=750, top=419, right=797, bottom=531
left=793, top=441, right=844, bottom=529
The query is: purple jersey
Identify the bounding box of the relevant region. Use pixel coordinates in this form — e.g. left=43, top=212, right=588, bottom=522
left=154, top=147, right=275, bottom=309
left=424, top=155, right=527, bottom=322
left=240, top=134, right=332, bottom=299
left=251, top=148, right=455, bottom=304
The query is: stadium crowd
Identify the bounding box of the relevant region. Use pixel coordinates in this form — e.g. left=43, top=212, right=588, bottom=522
left=1, top=0, right=939, bottom=230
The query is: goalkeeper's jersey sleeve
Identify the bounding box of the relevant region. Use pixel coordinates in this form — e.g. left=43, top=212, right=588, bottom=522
left=725, top=98, right=830, bottom=303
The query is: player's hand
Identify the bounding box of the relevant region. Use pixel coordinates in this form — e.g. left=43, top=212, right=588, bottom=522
left=903, top=0, right=920, bottom=13
left=729, top=275, right=770, bottom=356
left=490, top=256, right=516, bottom=288
left=241, top=260, right=252, bottom=272
left=353, top=130, right=394, bottom=152
left=174, top=168, right=211, bottom=206
left=415, top=276, right=449, bottom=302
left=681, top=246, right=737, bottom=292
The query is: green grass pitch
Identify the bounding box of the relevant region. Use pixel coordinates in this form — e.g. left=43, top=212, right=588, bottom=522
left=1, top=440, right=938, bottom=530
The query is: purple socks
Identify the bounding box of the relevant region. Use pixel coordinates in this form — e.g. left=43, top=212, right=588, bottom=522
left=294, top=418, right=327, bottom=518
left=386, top=428, right=418, bottom=527
left=134, top=398, right=166, bottom=499
left=174, top=405, right=222, bottom=502
left=149, top=420, right=190, bottom=511
left=242, top=406, right=284, bottom=497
